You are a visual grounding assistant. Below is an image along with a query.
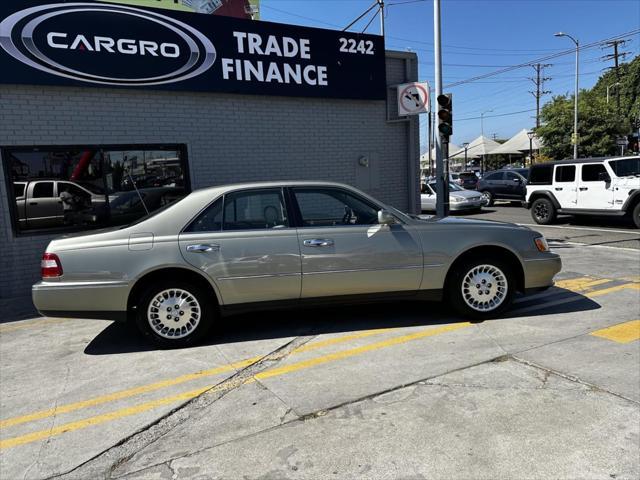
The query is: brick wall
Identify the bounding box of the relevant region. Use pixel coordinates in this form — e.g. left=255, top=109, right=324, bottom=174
left=0, top=51, right=419, bottom=306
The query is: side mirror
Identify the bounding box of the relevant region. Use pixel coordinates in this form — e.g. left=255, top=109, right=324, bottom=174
left=598, top=172, right=611, bottom=182
left=378, top=209, right=396, bottom=225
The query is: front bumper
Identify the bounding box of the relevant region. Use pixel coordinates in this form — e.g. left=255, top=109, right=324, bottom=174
left=523, top=254, right=562, bottom=290
left=450, top=200, right=484, bottom=211
left=32, top=280, right=129, bottom=322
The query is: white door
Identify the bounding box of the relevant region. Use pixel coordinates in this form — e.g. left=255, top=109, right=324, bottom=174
left=552, top=165, right=577, bottom=208
left=577, top=163, right=615, bottom=210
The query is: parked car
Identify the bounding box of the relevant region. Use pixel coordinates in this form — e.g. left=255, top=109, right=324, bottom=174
left=14, top=179, right=106, bottom=229
left=476, top=169, right=529, bottom=206
left=525, top=156, right=640, bottom=228
left=457, top=171, right=479, bottom=190
left=421, top=181, right=485, bottom=212
left=33, top=181, right=561, bottom=347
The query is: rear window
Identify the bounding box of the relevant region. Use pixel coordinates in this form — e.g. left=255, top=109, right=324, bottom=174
left=528, top=165, right=553, bottom=185
left=459, top=172, right=476, bottom=179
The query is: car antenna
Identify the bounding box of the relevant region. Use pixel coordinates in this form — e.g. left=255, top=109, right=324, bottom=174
left=124, top=165, right=150, bottom=215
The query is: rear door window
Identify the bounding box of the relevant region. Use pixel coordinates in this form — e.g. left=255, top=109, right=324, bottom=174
left=581, top=164, right=607, bottom=182
left=484, top=172, right=504, bottom=181
left=528, top=165, right=553, bottom=185
left=555, top=165, right=575, bottom=183
left=32, top=182, right=54, bottom=198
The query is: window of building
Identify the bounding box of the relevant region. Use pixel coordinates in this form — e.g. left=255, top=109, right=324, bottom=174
left=555, top=165, right=575, bottom=183
left=2, top=145, right=189, bottom=234
left=581, top=164, right=607, bottom=182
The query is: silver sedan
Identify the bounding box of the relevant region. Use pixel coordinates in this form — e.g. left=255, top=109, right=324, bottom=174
left=33, top=181, right=561, bottom=347
left=421, top=182, right=486, bottom=212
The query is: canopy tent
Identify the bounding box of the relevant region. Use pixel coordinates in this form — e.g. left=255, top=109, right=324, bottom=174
left=490, top=129, right=543, bottom=155
left=451, top=135, right=501, bottom=159
left=420, top=142, right=462, bottom=165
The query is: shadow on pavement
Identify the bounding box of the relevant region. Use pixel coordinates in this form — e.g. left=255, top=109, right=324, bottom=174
left=84, top=289, right=600, bottom=355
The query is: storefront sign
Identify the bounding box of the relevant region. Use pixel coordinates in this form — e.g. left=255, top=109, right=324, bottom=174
left=0, top=1, right=385, bottom=99
left=102, top=0, right=260, bottom=19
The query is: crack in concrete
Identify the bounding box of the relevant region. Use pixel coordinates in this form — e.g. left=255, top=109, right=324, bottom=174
left=47, top=335, right=314, bottom=480
left=100, top=352, right=640, bottom=479
left=511, top=356, right=640, bottom=405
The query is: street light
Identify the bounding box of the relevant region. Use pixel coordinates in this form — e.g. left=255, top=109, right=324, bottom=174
left=555, top=32, right=579, bottom=159
left=462, top=141, right=469, bottom=171
left=527, top=130, right=536, bottom=166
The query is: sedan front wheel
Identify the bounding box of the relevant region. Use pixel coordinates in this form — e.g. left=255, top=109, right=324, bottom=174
left=447, top=256, right=515, bottom=319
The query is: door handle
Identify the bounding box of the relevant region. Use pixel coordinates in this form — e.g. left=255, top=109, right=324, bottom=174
left=186, top=244, right=220, bottom=253
left=555, top=187, right=563, bottom=191
left=29, top=202, right=38, bottom=206
left=579, top=187, right=588, bottom=191
left=303, top=239, right=334, bottom=248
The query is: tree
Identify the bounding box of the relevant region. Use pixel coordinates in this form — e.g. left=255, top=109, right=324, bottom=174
left=536, top=54, right=639, bottom=159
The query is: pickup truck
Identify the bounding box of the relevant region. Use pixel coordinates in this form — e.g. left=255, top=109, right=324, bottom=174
left=14, top=180, right=106, bottom=229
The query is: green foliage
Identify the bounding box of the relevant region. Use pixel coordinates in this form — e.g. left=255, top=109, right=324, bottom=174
left=536, top=55, right=639, bottom=159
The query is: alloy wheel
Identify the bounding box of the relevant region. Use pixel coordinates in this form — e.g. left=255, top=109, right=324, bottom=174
left=147, top=288, right=201, bottom=340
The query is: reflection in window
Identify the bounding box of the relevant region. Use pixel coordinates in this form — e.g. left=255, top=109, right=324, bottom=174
left=3, top=146, right=189, bottom=233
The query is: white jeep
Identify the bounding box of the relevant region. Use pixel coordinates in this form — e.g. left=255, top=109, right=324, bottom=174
left=525, top=156, right=640, bottom=228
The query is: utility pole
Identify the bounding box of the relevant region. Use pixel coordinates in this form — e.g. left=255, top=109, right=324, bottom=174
left=433, top=0, right=448, bottom=217
left=529, top=63, right=552, bottom=129
left=602, top=40, right=629, bottom=114
left=491, top=133, right=498, bottom=141
left=377, top=0, right=385, bottom=37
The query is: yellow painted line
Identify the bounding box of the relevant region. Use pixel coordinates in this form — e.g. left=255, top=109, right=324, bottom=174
left=590, top=320, right=640, bottom=344
left=0, top=318, right=70, bottom=334
left=555, top=277, right=613, bottom=292
left=0, top=322, right=470, bottom=449
left=0, top=328, right=395, bottom=430
left=586, top=283, right=640, bottom=298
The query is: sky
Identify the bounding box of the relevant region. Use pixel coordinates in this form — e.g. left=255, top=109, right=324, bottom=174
left=259, top=0, right=640, bottom=150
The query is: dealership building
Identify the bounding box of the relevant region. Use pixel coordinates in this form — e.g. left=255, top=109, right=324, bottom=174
left=0, top=1, right=420, bottom=312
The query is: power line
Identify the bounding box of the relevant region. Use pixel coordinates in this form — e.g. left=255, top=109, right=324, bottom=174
left=457, top=109, right=537, bottom=122
left=602, top=39, right=631, bottom=113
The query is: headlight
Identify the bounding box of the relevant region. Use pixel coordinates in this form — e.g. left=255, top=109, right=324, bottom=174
left=451, top=196, right=464, bottom=203
left=534, top=236, right=549, bottom=252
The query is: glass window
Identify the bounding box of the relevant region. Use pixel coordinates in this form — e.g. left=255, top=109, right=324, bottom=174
left=484, top=172, right=503, bottom=181
left=505, top=172, right=522, bottom=182
left=13, top=183, right=26, bottom=198
left=294, top=188, right=379, bottom=227
left=33, top=182, right=54, bottom=198
left=3, top=145, right=189, bottom=234
left=555, top=166, right=575, bottom=182
left=528, top=165, right=553, bottom=185
left=581, top=164, right=607, bottom=182
left=609, top=158, right=640, bottom=177
left=223, top=189, right=288, bottom=231
left=184, top=198, right=223, bottom=233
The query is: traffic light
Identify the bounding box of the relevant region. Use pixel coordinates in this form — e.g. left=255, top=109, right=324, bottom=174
left=437, top=93, right=453, bottom=141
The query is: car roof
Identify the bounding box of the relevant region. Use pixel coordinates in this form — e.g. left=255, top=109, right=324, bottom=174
left=193, top=180, right=359, bottom=195
left=534, top=156, right=637, bottom=167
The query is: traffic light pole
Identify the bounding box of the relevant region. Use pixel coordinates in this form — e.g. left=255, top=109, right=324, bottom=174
left=433, top=0, right=449, bottom=217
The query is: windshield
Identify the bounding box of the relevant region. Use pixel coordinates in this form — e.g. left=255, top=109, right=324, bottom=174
left=609, top=158, right=640, bottom=177
left=428, top=182, right=464, bottom=191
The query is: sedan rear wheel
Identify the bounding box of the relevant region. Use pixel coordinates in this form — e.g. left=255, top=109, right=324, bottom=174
left=447, top=256, right=515, bottom=319
left=136, top=281, right=214, bottom=347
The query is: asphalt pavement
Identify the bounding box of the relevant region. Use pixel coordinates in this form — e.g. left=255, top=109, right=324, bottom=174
left=1, top=235, right=639, bottom=479
left=457, top=202, right=640, bottom=250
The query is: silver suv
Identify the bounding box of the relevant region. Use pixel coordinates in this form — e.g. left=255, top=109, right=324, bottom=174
left=33, top=181, right=561, bottom=347
left=525, top=156, right=640, bottom=228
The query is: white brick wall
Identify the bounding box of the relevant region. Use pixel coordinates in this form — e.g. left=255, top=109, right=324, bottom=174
left=0, top=52, right=419, bottom=305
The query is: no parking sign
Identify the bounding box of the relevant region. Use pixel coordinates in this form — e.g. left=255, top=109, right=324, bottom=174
left=397, top=82, right=430, bottom=116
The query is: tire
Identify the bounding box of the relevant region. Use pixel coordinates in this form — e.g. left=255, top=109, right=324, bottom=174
left=136, top=281, right=215, bottom=348
left=531, top=197, right=557, bottom=225
left=632, top=202, right=640, bottom=229
left=480, top=190, right=494, bottom=207
left=447, top=255, right=516, bottom=319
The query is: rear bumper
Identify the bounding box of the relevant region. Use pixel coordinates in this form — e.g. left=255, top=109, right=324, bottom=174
left=523, top=254, right=562, bottom=290
left=32, top=280, right=129, bottom=322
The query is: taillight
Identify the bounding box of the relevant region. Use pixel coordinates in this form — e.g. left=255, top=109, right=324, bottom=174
left=41, top=253, right=63, bottom=278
